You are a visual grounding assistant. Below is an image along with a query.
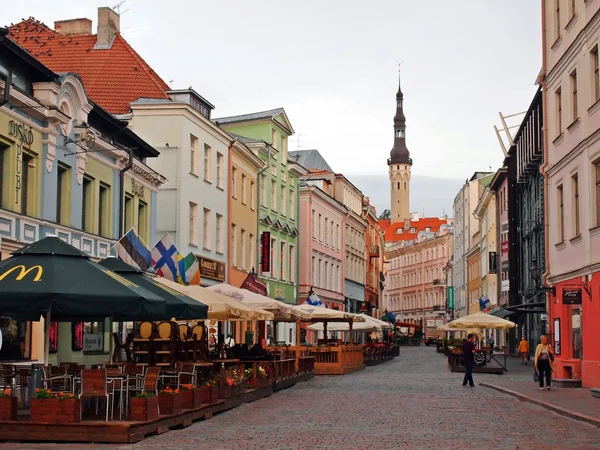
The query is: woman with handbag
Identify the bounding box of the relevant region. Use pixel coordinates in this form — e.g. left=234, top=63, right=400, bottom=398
left=534, top=335, right=555, bottom=390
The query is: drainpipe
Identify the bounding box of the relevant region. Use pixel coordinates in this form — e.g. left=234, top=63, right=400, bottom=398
left=227, top=140, right=235, bottom=285
left=539, top=0, right=551, bottom=309
left=118, top=148, right=133, bottom=237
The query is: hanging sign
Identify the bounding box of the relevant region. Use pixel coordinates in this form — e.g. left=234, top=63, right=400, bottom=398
left=261, top=232, right=271, bottom=273
left=563, top=288, right=582, bottom=305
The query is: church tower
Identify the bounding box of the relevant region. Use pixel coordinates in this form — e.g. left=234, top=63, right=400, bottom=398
left=388, top=72, right=412, bottom=224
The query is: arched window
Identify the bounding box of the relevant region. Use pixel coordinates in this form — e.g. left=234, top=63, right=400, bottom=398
left=397, top=182, right=400, bottom=190
left=404, top=182, right=407, bottom=189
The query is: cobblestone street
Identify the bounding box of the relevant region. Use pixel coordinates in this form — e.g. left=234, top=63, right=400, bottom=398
left=4, top=346, right=600, bottom=450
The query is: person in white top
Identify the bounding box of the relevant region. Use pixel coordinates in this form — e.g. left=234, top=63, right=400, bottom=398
left=225, top=334, right=235, bottom=348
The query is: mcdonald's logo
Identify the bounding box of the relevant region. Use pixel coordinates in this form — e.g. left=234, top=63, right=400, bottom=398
left=0, top=265, right=43, bottom=282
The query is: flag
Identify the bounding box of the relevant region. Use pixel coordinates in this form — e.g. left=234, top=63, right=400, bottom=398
left=479, top=296, right=491, bottom=312
left=112, top=228, right=152, bottom=271
left=177, top=252, right=200, bottom=285
left=240, top=272, right=268, bottom=296
left=306, top=293, right=324, bottom=307
left=152, top=234, right=180, bottom=282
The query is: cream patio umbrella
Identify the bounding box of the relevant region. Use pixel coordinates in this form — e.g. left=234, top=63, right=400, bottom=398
left=206, top=283, right=310, bottom=321
left=154, top=278, right=274, bottom=321
left=294, top=304, right=364, bottom=322
left=446, top=312, right=515, bottom=330
left=308, top=314, right=391, bottom=332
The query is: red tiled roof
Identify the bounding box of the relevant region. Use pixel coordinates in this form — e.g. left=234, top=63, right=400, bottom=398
left=8, top=19, right=170, bottom=114
left=379, top=217, right=448, bottom=243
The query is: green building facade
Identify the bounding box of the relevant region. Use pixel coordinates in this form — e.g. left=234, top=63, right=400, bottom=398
left=215, top=108, right=306, bottom=305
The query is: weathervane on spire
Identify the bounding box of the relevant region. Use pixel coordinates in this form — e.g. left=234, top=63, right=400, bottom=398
left=398, top=61, right=404, bottom=72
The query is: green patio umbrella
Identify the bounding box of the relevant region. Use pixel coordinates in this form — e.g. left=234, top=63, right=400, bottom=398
left=98, top=257, right=208, bottom=320
left=0, top=236, right=167, bottom=321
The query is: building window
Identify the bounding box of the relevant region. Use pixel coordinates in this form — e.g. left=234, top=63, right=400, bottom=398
left=596, top=162, right=600, bottom=226
left=250, top=181, right=255, bottom=210
left=592, top=46, right=600, bottom=103
left=81, top=176, right=93, bottom=232
left=124, top=193, right=133, bottom=233
left=231, top=167, right=237, bottom=199
left=216, top=213, right=223, bottom=254
left=203, top=207, right=210, bottom=250
left=0, top=144, right=5, bottom=208
left=324, top=261, right=329, bottom=290
left=250, top=233, right=255, bottom=271
left=216, top=152, right=223, bottom=189
left=318, top=214, right=323, bottom=242
left=189, top=202, right=198, bottom=245
left=241, top=229, right=247, bottom=271
left=242, top=174, right=247, bottom=205
left=570, top=70, right=578, bottom=122
left=271, top=129, right=277, bottom=149
left=570, top=0, right=576, bottom=19
left=280, top=185, right=286, bottom=216
left=56, top=164, right=69, bottom=226
left=190, top=134, right=198, bottom=175
left=259, top=174, right=266, bottom=207
left=271, top=180, right=277, bottom=211
left=557, top=185, right=565, bottom=243
left=556, top=87, right=562, bottom=136
left=312, top=209, right=316, bottom=239
left=312, top=256, right=317, bottom=285
left=289, top=189, right=295, bottom=219
left=289, top=244, right=295, bottom=282
left=138, top=200, right=148, bottom=242
left=203, top=144, right=211, bottom=182
left=336, top=224, right=340, bottom=250
left=98, top=183, right=110, bottom=237
left=20, top=153, right=34, bottom=216
left=555, top=0, right=560, bottom=38
left=325, top=219, right=329, bottom=245
left=231, top=224, right=237, bottom=267
left=572, top=173, right=580, bottom=237
left=280, top=241, right=285, bottom=280
left=270, top=238, right=276, bottom=277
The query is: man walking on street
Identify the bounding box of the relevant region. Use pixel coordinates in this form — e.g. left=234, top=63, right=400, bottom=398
left=462, top=333, right=476, bottom=387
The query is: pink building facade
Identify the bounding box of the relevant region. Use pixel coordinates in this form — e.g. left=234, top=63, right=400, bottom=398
left=298, top=181, right=348, bottom=308
left=384, top=230, right=452, bottom=325
left=543, top=0, right=600, bottom=387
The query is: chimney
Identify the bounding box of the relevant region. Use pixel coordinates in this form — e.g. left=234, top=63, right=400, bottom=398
left=54, top=18, right=92, bottom=36
left=95, top=6, right=120, bottom=49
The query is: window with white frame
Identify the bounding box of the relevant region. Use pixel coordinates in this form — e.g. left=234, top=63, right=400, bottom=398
left=231, top=224, right=237, bottom=266
left=288, top=244, right=295, bottom=282
left=190, top=135, right=198, bottom=175
left=281, top=186, right=286, bottom=216
left=280, top=241, right=286, bottom=280
left=250, top=180, right=255, bottom=210
left=241, top=229, right=247, bottom=270
left=289, top=189, right=295, bottom=219
left=216, top=152, right=224, bottom=189
left=231, top=167, right=238, bottom=199
left=203, top=144, right=211, bottom=181
left=242, top=174, right=247, bottom=204
left=270, top=238, right=276, bottom=277
left=203, top=208, right=210, bottom=249
left=216, top=213, right=223, bottom=254
left=260, top=175, right=267, bottom=207
left=250, top=233, right=255, bottom=271
left=312, top=210, right=316, bottom=239
left=271, top=180, right=277, bottom=211
left=189, top=201, right=198, bottom=245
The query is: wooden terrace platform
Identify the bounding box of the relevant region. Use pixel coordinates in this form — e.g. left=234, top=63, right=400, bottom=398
left=0, top=385, right=274, bottom=444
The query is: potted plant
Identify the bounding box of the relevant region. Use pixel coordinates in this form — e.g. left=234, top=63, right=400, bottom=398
left=30, top=389, right=80, bottom=423
left=158, top=387, right=182, bottom=415
left=0, top=389, right=17, bottom=421
left=130, top=392, right=159, bottom=422
left=179, top=384, right=195, bottom=410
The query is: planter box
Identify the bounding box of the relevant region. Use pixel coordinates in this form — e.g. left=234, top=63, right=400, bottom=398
left=158, top=393, right=183, bottom=416
left=180, top=390, right=194, bottom=410
left=220, top=384, right=244, bottom=399
left=0, top=396, right=17, bottom=421
left=199, top=386, right=213, bottom=405
left=30, top=398, right=81, bottom=423
left=192, top=389, right=204, bottom=408
left=130, top=396, right=159, bottom=422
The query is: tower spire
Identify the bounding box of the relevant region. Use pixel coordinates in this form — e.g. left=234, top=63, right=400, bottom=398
left=389, top=63, right=411, bottom=166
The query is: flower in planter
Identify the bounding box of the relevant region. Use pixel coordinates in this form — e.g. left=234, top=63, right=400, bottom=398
left=201, top=380, right=213, bottom=387
left=0, top=389, right=11, bottom=397
left=226, top=377, right=234, bottom=387
left=179, top=384, right=196, bottom=391
left=258, top=366, right=267, bottom=378
left=160, top=387, right=180, bottom=394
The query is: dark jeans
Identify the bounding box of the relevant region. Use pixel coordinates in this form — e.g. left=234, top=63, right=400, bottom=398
left=538, top=359, right=551, bottom=388
left=463, top=361, right=474, bottom=386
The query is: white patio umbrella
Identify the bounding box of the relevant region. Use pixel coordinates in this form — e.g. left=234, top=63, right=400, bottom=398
left=446, top=311, right=515, bottom=330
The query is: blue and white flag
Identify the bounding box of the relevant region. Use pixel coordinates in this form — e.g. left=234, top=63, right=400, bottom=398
left=112, top=228, right=152, bottom=271
left=152, top=234, right=180, bottom=282
left=479, top=296, right=492, bottom=312
left=306, top=293, right=324, bottom=307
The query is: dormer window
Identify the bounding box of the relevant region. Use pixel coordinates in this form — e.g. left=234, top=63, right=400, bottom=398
left=396, top=129, right=405, bottom=138
left=397, top=101, right=402, bottom=109
left=395, top=229, right=403, bottom=234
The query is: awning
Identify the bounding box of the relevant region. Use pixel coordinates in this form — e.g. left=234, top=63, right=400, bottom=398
left=489, top=308, right=516, bottom=318
left=506, top=302, right=546, bottom=314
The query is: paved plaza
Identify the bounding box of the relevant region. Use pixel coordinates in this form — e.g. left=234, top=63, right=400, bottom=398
left=3, top=346, right=600, bottom=450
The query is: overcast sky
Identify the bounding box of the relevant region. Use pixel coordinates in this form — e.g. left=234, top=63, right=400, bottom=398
left=6, top=0, right=541, bottom=216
